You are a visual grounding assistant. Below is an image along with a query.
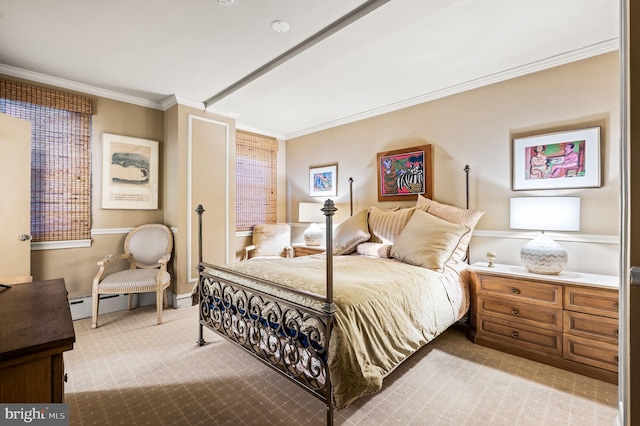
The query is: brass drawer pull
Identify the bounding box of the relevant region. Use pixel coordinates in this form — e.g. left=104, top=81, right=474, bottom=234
left=616, top=329, right=619, bottom=337
left=614, top=302, right=619, bottom=310
left=512, top=288, right=520, bottom=294
left=512, top=331, right=519, bottom=337
left=615, top=356, right=619, bottom=365
left=512, top=309, right=519, bottom=316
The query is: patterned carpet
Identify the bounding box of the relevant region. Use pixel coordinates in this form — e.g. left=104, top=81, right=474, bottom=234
left=65, top=305, right=618, bottom=425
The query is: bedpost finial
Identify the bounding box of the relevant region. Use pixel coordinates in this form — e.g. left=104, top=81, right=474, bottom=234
left=196, top=204, right=205, bottom=215
left=322, top=199, right=337, bottom=216
left=464, top=164, right=470, bottom=174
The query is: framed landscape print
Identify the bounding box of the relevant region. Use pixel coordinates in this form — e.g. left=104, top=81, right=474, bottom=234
left=309, top=164, right=338, bottom=197
left=512, top=126, right=601, bottom=190
left=377, top=144, right=433, bottom=202
left=101, top=133, right=159, bottom=209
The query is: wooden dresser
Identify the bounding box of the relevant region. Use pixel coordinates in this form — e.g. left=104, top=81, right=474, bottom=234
left=0, top=278, right=75, bottom=402
left=467, top=263, right=618, bottom=383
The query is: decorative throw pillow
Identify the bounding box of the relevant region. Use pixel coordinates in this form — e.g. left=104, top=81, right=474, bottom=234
left=332, top=209, right=371, bottom=255
left=390, top=209, right=470, bottom=272
left=356, top=242, right=392, bottom=258
left=415, top=196, right=485, bottom=263
left=367, top=206, right=416, bottom=244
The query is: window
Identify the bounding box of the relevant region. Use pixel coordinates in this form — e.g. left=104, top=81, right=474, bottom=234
left=0, top=80, right=92, bottom=243
left=235, top=131, right=278, bottom=231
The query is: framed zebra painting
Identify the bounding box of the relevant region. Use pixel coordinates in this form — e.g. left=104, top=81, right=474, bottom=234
left=377, top=144, right=433, bottom=202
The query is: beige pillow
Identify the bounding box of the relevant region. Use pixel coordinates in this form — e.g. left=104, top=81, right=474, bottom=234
left=415, top=196, right=485, bottom=263
left=368, top=206, right=416, bottom=244
left=415, top=194, right=432, bottom=211
left=391, top=209, right=470, bottom=272
left=356, top=242, right=392, bottom=258
left=332, top=209, right=371, bottom=255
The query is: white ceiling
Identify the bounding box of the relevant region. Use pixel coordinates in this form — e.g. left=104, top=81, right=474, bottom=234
left=0, top=0, right=619, bottom=139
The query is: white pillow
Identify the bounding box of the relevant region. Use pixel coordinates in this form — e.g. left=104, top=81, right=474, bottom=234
left=356, top=242, right=392, bottom=258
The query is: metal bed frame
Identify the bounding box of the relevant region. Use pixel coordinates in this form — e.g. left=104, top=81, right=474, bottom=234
left=195, top=165, right=471, bottom=425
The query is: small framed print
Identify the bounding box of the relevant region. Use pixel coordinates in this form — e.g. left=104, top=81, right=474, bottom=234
left=512, top=127, right=601, bottom=191
left=309, top=164, right=337, bottom=197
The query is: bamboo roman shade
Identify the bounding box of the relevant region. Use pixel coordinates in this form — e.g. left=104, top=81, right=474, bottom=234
left=236, top=131, right=278, bottom=232
left=0, top=79, right=92, bottom=242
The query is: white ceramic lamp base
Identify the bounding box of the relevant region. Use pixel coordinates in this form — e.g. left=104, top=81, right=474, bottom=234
left=303, top=223, right=324, bottom=246
left=520, top=232, right=568, bottom=275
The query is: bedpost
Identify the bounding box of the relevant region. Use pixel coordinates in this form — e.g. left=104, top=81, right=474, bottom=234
left=464, top=165, right=470, bottom=210
left=348, top=177, right=354, bottom=216
left=464, top=165, right=470, bottom=264
left=322, top=199, right=337, bottom=307
left=196, top=204, right=206, bottom=346
left=322, top=199, right=337, bottom=425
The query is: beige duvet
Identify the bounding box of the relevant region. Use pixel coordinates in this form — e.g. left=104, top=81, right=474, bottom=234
left=207, top=254, right=469, bottom=409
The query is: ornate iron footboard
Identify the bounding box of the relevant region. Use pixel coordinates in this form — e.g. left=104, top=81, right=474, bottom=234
left=196, top=200, right=338, bottom=425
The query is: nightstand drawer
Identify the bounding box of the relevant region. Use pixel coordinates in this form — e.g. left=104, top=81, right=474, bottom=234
left=478, top=295, right=562, bottom=331
left=563, top=334, right=618, bottom=372
left=477, top=315, right=562, bottom=356
left=564, top=286, right=619, bottom=318
left=476, top=275, right=562, bottom=308
left=563, top=311, right=618, bottom=344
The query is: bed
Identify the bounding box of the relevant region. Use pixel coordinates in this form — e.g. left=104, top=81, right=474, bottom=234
left=195, top=176, right=483, bottom=425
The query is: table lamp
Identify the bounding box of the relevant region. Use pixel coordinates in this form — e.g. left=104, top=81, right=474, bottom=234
left=299, top=202, right=325, bottom=246
left=510, top=197, right=580, bottom=275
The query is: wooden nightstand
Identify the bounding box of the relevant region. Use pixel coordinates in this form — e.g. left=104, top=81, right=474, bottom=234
left=467, top=262, right=619, bottom=383
left=292, top=243, right=326, bottom=257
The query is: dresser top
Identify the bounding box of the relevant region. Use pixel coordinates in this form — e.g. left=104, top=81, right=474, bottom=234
left=0, top=278, right=75, bottom=361
left=470, top=262, right=619, bottom=289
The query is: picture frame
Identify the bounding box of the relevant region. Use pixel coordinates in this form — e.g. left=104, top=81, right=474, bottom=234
left=309, top=164, right=338, bottom=197
left=377, top=144, right=433, bottom=202
left=512, top=126, right=601, bottom=190
left=101, top=133, right=159, bottom=209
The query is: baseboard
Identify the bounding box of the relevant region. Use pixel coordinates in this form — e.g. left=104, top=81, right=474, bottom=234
left=172, top=291, right=194, bottom=308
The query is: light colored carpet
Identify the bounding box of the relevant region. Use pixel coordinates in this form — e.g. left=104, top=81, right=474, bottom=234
left=65, top=305, right=618, bottom=425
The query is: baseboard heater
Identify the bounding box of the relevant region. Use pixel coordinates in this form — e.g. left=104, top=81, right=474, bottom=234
left=68, top=291, right=192, bottom=321
left=68, top=293, right=134, bottom=321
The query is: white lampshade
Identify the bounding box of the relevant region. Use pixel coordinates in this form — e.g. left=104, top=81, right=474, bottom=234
left=510, top=197, right=580, bottom=275
left=299, top=203, right=325, bottom=246
left=510, top=197, right=580, bottom=231
left=299, top=202, right=325, bottom=223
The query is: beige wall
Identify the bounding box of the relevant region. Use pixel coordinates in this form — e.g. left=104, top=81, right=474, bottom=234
left=163, top=105, right=237, bottom=302
left=3, top=52, right=621, bottom=297
left=286, top=52, right=620, bottom=276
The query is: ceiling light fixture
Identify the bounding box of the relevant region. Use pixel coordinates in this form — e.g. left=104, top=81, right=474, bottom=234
left=217, top=0, right=234, bottom=5
left=271, top=20, right=290, bottom=33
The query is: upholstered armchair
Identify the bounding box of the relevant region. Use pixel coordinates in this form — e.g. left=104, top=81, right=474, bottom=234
left=92, top=224, right=173, bottom=328
left=242, top=223, right=293, bottom=261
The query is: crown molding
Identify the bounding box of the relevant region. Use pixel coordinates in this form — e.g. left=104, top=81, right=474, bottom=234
left=0, top=63, right=164, bottom=110
left=284, top=39, right=620, bottom=140
left=162, top=95, right=206, bottom=111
